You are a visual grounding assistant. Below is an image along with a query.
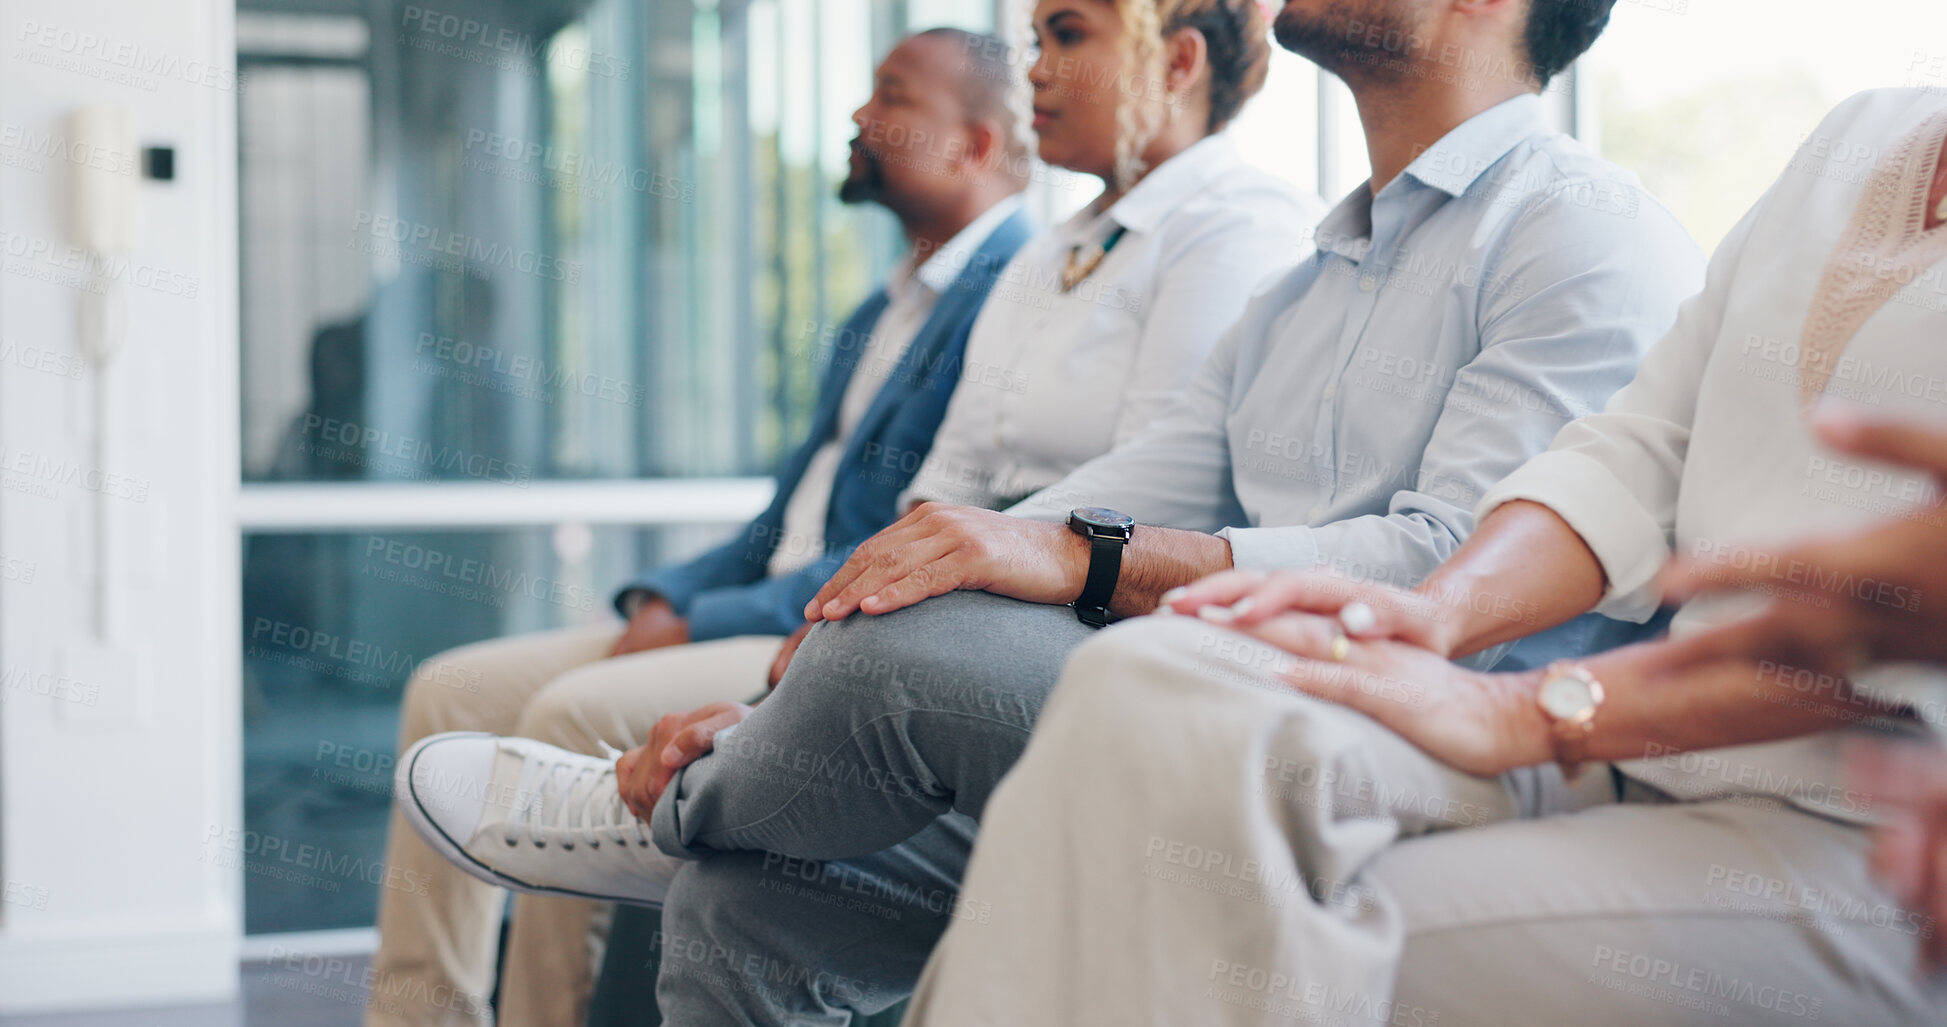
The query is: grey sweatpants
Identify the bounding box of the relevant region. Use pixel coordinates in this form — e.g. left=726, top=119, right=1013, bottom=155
left=649, top=591, right=1095, bottom=1023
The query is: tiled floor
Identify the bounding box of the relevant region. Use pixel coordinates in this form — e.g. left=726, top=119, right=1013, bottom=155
left=0, top=957, right=375, bottom=1027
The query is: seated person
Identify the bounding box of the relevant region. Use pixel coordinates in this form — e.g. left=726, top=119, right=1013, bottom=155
left=384, top=0, right=1321, bottom=1018
left=369, top=28, right=1035, bottom=1027
left=905, top=85, right=1947, bottom=1024
left=899, top=0, right=1324, bottom=511
left=397, top=0, right=1706, bottom=1020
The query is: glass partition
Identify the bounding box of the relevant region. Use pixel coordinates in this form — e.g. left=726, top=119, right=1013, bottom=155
left=236, top=0, right=988, bottom=934
left=237, top=0, right=958, bottom=488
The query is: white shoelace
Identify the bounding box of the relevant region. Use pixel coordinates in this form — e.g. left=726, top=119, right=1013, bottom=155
left=504, top=745, right=653, bottom=850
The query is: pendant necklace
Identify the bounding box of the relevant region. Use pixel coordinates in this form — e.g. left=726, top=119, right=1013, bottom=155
left=1061, top=225, right=1129, bottom=292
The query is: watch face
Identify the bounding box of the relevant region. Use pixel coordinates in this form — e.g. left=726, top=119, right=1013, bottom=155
left=1073, top=507, right=1135, bottom=530
left=1539, top=674, right=1596, bottom=719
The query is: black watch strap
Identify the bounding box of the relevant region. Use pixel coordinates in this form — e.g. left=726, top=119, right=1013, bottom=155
left=1074, top=534, right=1124, bottom=627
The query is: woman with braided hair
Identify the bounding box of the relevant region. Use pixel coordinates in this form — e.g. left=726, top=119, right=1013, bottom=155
left=1032, top=0, right=1273, bottom=192
left=391, top=12, right=1321, bottom=1026
left=902, top=0, right=1324, bottom=511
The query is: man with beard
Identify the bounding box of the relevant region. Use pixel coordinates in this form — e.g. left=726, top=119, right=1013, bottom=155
left=366, top=28, right=1030, bottom=1027
left=397, top=0, right=1704, bottom=1020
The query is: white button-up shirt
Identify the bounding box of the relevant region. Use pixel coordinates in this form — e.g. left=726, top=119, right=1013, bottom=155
left=1014, top=95, right=1704, bottom=620
left=768, top=197, right=1025, bottom=576
left=1483, top=88, right=1947, bottom=819
left=903, top=134, right=1324, bottom=509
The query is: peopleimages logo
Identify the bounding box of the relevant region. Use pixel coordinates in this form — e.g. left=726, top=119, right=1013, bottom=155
left=247, top=617, right=482, bottom=692
left=200, top=825, right=430, bottom=898
left=12, top=20, right=237, bottom=92
left=0, top=339, right=86, bottom=380
left=0, top=554, right=35, bottom=584
left=0, top=442, right=150, bottom=501
left=400, top=5, right=630, bottom=80
left=0, top=227, right=201, bottom=298
left=298, top=415, right=530, bottom=486
left=1589, top=945, right=1823, bottom=1020
left=1636, top=742, right=1874, bottom=817
left=2, top=879, right=51, bottom=911
left=349, top=211, right=582, bottom=285
left=360, top=536, right=599, bottom=613
left=412, top=332, right=645, bottom=408
left=0, top=120, right=138, bottom=175
left=462, top=131, right=690, bottom=201
left=0, top=663, right=101, bottom=707
left=1705, top=863, right=1933, bottom=939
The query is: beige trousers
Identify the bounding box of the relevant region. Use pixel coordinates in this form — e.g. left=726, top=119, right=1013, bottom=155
left=907, top=616, right=1945, bottom=1026
left=366, top=622, right=782, bottom=1027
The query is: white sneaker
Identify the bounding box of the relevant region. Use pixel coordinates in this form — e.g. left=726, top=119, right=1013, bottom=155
left=396, top=731, right=683, bottom=907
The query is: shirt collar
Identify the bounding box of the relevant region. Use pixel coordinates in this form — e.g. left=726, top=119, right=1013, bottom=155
left=1097, top=132, right=1243, bottom=235
left=1399, top=92, right=1546, bottom=197
left=895, top=194, right=1026, bottom=299
left=1310, top=92, right=1547, bottom=261
left=1311, top=189, right=1376, bottom=263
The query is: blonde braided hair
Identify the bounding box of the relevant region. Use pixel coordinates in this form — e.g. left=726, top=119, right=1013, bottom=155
left=1111, top=0, right=1271, bottom=191
left=1009, top=0, right=1268, bottom=192
left=1111, top=0, right=1167, bottom=191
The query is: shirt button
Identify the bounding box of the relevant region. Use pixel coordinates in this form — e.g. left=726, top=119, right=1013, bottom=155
left=1322, top=384, right=1337, bottom=402
left=1307, top=504, right=1326, bottom=521
left=1358, top=275, right=1378, bottom=292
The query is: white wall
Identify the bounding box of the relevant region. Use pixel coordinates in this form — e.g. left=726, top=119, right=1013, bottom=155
left=0, top=0, right=241, bottom=1013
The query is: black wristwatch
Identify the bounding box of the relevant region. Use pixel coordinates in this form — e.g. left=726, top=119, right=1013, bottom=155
left=1067, top=507, right=1135, bottom=627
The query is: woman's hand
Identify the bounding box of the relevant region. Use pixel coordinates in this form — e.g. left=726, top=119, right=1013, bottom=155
left=1660, top=409, right=1947, bottom=672
left=1849, top=740, right=1947, bottom=970
left=1248, top=613, right=1552, bottom=777
left=1160, top=569, right=1463, bottom=657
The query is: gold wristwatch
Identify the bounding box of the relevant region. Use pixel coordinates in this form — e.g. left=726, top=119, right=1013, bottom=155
left=1536, top=660, right=1606, bottom=781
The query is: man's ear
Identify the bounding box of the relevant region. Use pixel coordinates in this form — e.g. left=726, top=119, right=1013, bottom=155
left=1161, top=25, right=1208, bottom=96
left=960, top=118, right=1004, bottom=171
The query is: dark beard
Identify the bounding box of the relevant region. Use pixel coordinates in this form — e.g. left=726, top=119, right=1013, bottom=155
left=1273, top=1, right=1417, bottom=84
left=837, top=139, right=885, bottom=205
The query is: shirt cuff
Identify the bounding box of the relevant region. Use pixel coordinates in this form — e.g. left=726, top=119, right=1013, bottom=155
left=1215, top=524, right=1323, bottom=574
left=1475, top=450, right=1670, bottom=624
left=616, top=588, right=656, bottom=619
left=1004, top=489, right=1070, bottom=522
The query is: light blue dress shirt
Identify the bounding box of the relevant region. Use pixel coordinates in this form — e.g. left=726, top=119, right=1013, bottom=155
left=1016, top=94, right=1706, bottom=662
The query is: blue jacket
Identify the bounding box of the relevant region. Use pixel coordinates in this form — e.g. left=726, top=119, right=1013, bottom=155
left=615, top=209, right=1033, bottom=640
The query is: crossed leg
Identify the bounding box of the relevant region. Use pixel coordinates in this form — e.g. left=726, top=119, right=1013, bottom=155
left=644, top=590, right=1094, bottom=1020
left=372, top=625, right=780, bottom=1027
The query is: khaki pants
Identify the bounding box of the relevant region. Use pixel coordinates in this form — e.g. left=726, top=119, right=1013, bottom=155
left=906, top=616, right=1945, bottom=1026
left=367, top=622, right=782, bottom=1027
